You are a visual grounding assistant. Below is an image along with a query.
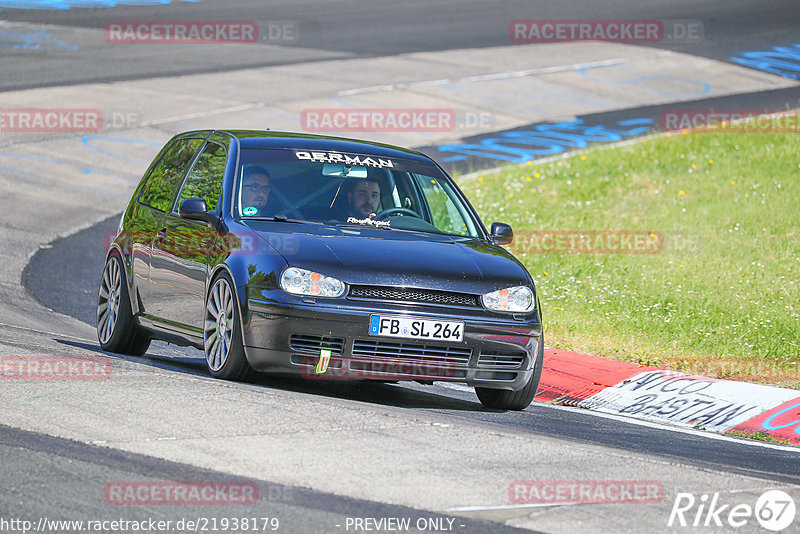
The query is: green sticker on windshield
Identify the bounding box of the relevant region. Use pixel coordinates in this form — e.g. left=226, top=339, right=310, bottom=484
left=243, top=206, right=258, bottom=216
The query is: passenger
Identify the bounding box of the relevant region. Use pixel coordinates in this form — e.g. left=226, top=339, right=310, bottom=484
left=241, top=166, right=273, bottom=214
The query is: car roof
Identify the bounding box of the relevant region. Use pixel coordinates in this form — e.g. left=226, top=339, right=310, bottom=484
left=188, top=129, right=436, bottom=164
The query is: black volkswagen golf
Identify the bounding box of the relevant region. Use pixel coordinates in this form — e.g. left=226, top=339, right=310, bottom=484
left=98, top=130, right=543, bottom=410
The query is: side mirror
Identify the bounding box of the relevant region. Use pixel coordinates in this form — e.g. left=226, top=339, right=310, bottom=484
left=490, top=222, right=513, bottom=245
left=179, top=198, right=217, bottom=227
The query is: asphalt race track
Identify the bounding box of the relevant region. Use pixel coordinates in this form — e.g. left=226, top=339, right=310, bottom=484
left=1, top=0, right=799, bottom=90
left=2, top=1, right=800, bottom=533
left=25, top=216, right=800, bottom=485
left=0, top=423, right=532, bottom=534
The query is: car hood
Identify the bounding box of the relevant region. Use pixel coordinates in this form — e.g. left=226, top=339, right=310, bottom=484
left=245, top=222, right=532, bottom=292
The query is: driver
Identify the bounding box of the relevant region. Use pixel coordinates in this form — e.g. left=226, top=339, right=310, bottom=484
left=346, top=178, right=381, bottom=220
left=241, top=166, right=272, bottom=214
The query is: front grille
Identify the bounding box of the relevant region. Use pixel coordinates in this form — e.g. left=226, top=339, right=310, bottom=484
left=352, top=339, right=472, bottom=366
left=289, top=334, right=345, bottom=355
left=477, top=350, right=526, bottom=370
left=348, top=285, right=479, bottom=308
left=349, top=360, right=468, bottom=379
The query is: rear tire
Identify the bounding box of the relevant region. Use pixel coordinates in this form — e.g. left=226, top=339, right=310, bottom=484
left=203, top=271, right=255, bottom=381
left=475, top=335, right=543, bottom=410
left=97, top=252, right=150, bottom=356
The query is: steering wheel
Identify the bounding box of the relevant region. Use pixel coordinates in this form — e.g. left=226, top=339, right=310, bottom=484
left=374, top=207, right=421, bottom=220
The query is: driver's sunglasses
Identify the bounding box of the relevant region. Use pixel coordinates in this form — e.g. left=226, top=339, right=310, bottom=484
left=244, top=184, right=271, bottom=194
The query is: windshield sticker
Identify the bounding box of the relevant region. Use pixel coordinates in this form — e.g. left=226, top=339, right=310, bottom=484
left=242, top=206, right=258, bottom=216
left=347, top=217, right=391, bottom=228
left=295, top=151, right=394, bottom=169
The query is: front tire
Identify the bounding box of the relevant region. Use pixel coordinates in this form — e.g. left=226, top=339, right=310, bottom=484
left=475, top=335, right=543, bottom=410
left=97, top=252, right=150, bottom=356
left=203, top=272, right=254, bottom=381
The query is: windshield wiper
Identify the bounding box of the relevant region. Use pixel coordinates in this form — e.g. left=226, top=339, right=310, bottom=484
left=332, top=220, right=393, bottom=230
left=245, top=215, right=321, bottom=224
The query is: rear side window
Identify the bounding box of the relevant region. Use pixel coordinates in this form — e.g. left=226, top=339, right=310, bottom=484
left=138, top=138, right=203, bottom=212
left=176, top=142, right=227, bottom=213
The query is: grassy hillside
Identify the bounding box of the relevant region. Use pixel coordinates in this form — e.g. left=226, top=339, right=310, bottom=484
left=460, top=120, right=800, bottom=388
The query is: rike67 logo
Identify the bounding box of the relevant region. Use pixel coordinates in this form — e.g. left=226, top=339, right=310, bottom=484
left=668, top=489, right=796, bottom=531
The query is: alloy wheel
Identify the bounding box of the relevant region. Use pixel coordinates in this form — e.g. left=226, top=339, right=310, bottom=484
left=204, top=277, right=234, bottom=372
left=97, top=257, right=122, bottom=344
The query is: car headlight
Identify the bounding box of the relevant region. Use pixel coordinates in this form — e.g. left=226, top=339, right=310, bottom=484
left=280, top=267, right=346, bottom=298
left=481, top=285, right=535, bottom=313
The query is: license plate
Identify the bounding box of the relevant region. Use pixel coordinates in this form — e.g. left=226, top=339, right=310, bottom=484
left=369, top=315, right=464, bottom=342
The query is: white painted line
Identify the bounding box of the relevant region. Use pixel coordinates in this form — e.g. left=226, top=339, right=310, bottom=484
left=107, top=58, right=661, bottom=129
left=338, top=53, right=670, bottom=96
left=0, top=321, right=95, bottom=344
left=447, top=486, right=800, bottom=513
left=139, top=102, right=267, bottom=127
left=449, top=502, right=579, bottom=512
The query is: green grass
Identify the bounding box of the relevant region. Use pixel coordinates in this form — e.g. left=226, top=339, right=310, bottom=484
left=726, top=430, right=794, bottom=446
left=460, top=120, right=800, bottom=388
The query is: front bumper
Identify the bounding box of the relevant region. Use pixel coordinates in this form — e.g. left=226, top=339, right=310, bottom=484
left=242, top=295, right=541, bottom=391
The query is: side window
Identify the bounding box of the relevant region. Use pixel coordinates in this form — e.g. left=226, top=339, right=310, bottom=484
left=415, top=174, right=473, bottom=236
left=176, top=142, right=227, bottom=213
left=138, top=138, right=203, bottom=212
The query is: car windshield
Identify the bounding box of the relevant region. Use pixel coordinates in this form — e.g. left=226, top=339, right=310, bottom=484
left=235, top=148, right=482, bottom=238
